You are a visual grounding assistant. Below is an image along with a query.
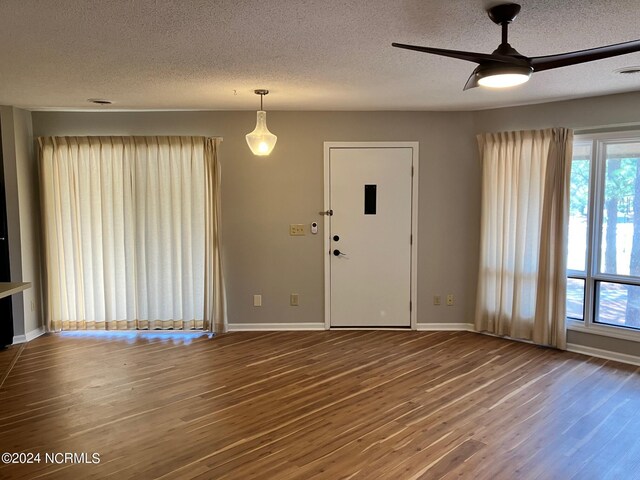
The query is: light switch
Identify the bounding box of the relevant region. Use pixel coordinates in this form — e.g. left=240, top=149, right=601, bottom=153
left=289, top=224, right=305, bottom=236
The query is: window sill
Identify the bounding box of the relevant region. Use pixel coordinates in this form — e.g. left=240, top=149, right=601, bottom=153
left=567, top=319, right=640, bottom=343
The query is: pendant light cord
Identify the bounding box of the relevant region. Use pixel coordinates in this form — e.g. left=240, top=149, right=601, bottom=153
left=260, top=94, right=264, bottom=111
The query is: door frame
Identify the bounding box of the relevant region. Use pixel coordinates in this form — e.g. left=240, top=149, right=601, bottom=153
left=323, top=142, right=419, bottom=330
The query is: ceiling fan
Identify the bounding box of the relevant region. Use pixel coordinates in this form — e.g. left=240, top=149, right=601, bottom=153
left=392, top=2, right=640, bottom=90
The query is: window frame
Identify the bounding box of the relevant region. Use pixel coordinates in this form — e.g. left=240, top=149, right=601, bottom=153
left=567, top=131, right=640, bottom=342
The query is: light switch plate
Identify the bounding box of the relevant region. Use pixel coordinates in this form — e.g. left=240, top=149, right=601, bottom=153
left=253, top=294, right=262, bottom=307
left=289, top=224, right=305, bottom=236
left=290, top=293, right=299, bottom=306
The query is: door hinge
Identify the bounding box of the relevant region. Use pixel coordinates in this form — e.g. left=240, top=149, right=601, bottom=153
left=410, top=301, right=412, bottom=312
left=410, top=234, right=413, bottom=245
left=411, top=165, right=414, bottom=177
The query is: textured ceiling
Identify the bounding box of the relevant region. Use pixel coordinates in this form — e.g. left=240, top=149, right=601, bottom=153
left=1, top=0, right=640, bottom=111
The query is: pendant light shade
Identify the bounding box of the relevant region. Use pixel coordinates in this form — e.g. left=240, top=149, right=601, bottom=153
left=246, top=89, right=277, bottom=156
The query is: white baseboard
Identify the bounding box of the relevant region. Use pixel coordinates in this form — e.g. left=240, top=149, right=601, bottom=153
left=13, top=326, right=46, bottom=344
left=567, top=343, right=640, bottom=367
left=228, top=323, right=476, bottom=332
left=227, top=323, right=326, bottom=332
left=329, top=327, right=411, bottom=331
left=13, top=324, right=636, bottom=366
left=416, top=323, right=475, bottom=332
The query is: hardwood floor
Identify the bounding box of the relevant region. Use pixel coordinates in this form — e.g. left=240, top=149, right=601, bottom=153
left=0, top=330, right=639, bottom=479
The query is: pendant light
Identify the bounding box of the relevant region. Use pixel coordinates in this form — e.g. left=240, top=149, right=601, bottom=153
left=246, top=89, right=277, bottom=156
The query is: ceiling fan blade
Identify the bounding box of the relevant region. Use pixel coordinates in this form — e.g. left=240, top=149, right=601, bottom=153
left=392, top=42, right=526, bottom=65
left=531, top=39, right=640, bottom=72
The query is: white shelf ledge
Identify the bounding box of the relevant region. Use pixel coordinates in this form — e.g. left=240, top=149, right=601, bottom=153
left=0, top=282, right=31, bottom=300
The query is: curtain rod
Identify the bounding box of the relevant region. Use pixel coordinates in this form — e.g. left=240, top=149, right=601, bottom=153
left=36, top=135, right=223, bottom=141
left=574, top=122, right=640, bottom=135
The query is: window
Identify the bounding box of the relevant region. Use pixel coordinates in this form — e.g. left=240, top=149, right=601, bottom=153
left=567, top=132, right=640, bottom=337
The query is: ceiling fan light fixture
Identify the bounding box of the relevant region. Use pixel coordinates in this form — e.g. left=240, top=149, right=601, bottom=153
left=393, top=2, right=640, bottom=91
left=246, top=89, right=277, bottom=156
left=478, top=72, right=531, bottom=88
left=475, top=65, right=533, bottom=88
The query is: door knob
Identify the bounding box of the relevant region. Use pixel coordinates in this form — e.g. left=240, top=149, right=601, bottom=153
left=333, top=235, right=340, bottom=241
left=333, top=249, right=345, bottom=256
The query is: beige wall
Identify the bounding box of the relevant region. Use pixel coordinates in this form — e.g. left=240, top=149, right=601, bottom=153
left=1, top=106, right=42, bottom=338
left=1, top=107, right=25, bottom=336
left=472, top=90, right=640, bottom=355
left=32, top=111, right=481, bottom=327
left=14, top=108, right=42, bottom=335
left=473, top=91, right=640, bottom=134
left=28, top=91, right=640, bottom=359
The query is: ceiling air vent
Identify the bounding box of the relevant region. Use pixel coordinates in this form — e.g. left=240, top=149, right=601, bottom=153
left=615, top=66, right=640, bottom=75
left=87, top=98, right=113, bottom=105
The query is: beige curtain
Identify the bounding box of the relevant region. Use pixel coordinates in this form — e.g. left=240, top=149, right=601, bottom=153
left=38, top=136, right=226, bottom=332
left=475, top=128, right=573, bottom=349
left=204, top=138, right=227, bottom=333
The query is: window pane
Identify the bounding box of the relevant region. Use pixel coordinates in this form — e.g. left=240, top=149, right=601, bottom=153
left=566, top=278, right=585, bottom=321
left=568, top=143, right=592, bottom=271
left=596, top=282, right=640, bottom=330
left=599, top=142, right=640, bottom=276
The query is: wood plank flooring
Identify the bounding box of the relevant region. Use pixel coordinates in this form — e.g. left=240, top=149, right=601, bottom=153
left=0, top=330, right=639, bottom=479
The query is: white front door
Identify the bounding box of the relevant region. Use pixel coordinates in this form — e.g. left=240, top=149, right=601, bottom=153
left=327, top=145, right=415, bottom=327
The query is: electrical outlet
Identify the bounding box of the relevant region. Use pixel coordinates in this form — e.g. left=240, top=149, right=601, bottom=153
left=289, top=224, right=306, bottom=236
left=253, top=294, right=262, bottom=307
left=290, top=293, right=299, bottom=306
left=446, top=294, right=454, bottom=306
left=433, top=295, right=441, bottom=305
